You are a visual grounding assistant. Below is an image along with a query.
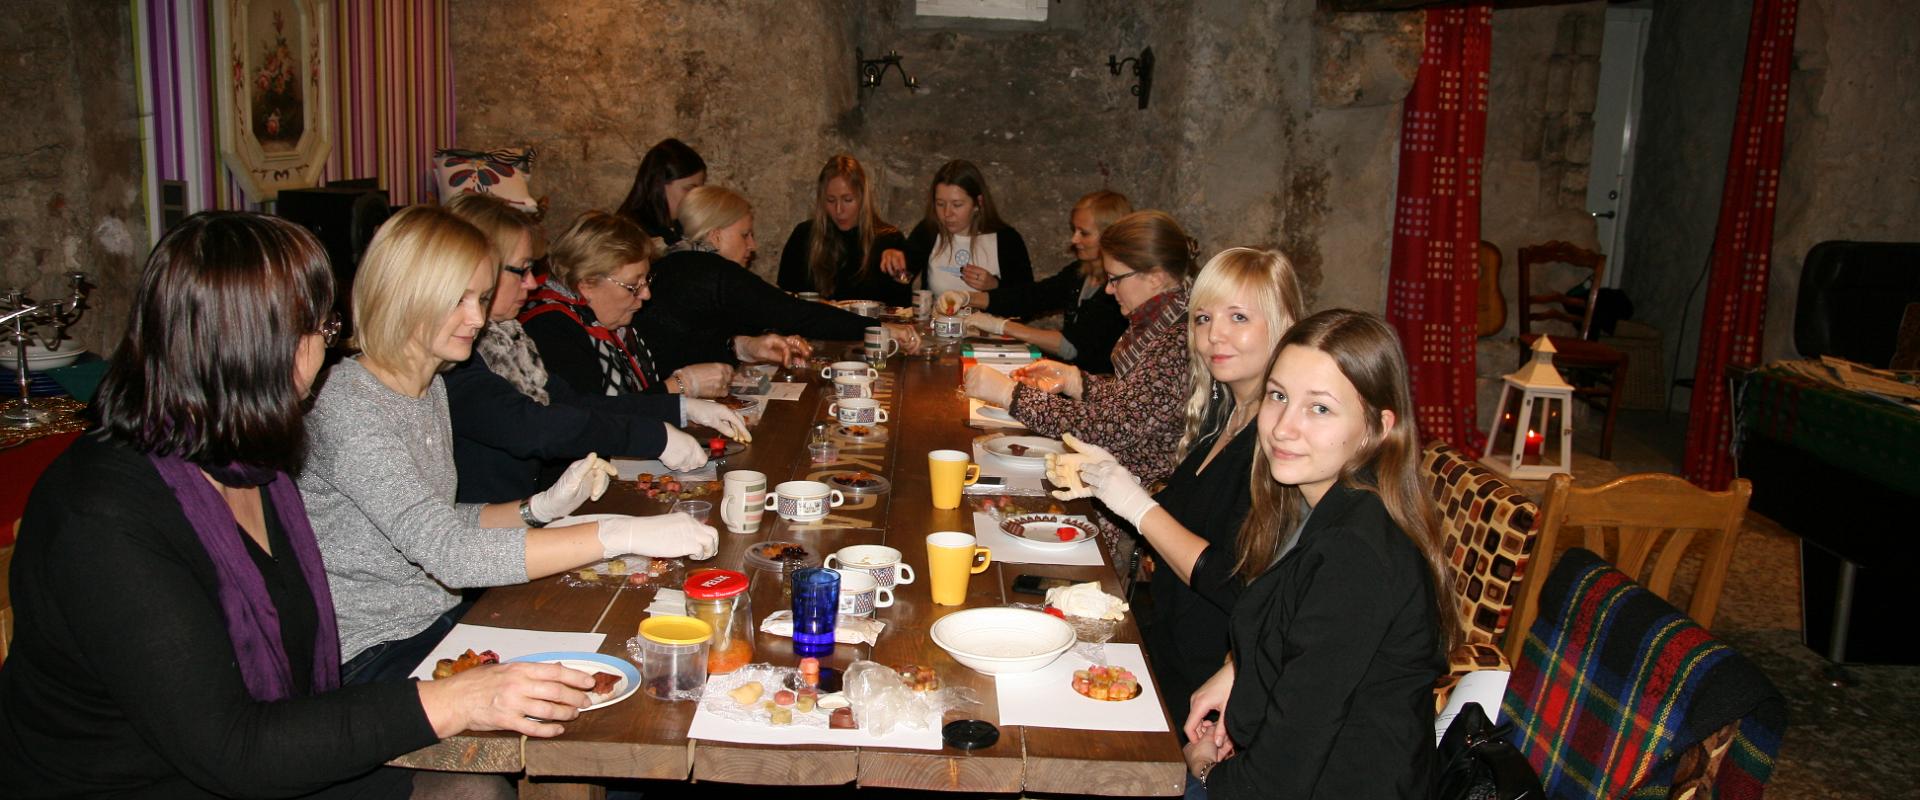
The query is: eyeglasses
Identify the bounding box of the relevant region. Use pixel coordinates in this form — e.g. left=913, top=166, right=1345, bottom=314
left=318, top=311, right=343, bottom=348
left=605, top=273, right=653, bottom=297
left=1106, top=269, right=1150, bottom=285
left=502, top=260, right=535, bottom=278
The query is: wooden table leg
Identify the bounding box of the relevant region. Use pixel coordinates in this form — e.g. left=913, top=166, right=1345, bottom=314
left=517, top=777, right=606, bottom=800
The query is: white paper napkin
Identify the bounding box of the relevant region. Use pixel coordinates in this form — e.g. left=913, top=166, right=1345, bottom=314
left=645, top=588, right=687, bottom=616
left=763, top=382, right=808, bottom=402
left=994, top=643, right=1169, bottom=732
left=971, top=512, right=1105, bottom=566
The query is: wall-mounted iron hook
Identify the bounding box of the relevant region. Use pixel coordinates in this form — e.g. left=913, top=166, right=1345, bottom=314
left=1106, top=47, right=1154, bottom=110
left=858, top=48, right=920, bottom=93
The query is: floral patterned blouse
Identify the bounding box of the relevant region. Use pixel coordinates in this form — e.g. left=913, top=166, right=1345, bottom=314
left=1008, top=289, right=1191, bottom=485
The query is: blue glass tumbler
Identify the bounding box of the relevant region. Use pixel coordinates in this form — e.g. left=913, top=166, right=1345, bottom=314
left=790, top=567, right=839, bottom=657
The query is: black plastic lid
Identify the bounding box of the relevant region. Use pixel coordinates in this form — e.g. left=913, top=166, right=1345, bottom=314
left=943, top=719, right=1000, bottom=751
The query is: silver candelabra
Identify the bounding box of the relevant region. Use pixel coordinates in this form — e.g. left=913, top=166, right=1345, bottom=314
left=2, top=272, right=90, bottom=430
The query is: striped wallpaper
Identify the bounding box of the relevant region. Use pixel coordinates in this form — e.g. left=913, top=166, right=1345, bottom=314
left=134, top=0, right=453, bottom=228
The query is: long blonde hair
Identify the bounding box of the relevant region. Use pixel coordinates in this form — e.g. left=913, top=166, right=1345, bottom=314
left=1231, top=309, right=1461, bottom=652
left=352, top=206, right=492, bottom=371
left=676, top=185, right=752, bottom=245
left=1071, top=190, right=1132, bottom=280
left=1177, top=247, right=1306, bottom=459
left=806, top=155, right=898, bottom=295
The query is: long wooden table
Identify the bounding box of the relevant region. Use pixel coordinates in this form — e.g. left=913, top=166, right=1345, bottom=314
left=394, top=343, right=1187, bottom=797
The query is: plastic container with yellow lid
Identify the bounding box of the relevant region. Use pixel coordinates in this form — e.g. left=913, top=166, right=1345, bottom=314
left=638, top=615, right=711, bottom=700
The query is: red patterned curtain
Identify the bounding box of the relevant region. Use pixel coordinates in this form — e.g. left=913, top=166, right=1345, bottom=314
left=1684, top=0, right=1799, bottom=489
left=1386, top=5, right=1493, bottom=455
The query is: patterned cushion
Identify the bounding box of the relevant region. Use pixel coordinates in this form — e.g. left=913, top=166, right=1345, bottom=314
left=1421, top=442, right=1539, bottom=645
left=432, top=146, right=537, bottom=212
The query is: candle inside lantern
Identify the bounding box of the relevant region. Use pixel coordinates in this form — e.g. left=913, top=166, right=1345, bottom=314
left=1523, top=429, right=1544, bottom=460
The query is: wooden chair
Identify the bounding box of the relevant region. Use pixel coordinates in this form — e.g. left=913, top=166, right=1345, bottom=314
left=1505, top=472, right=1752, bottom=666
left=1516, top=241, right=1628, bottom=459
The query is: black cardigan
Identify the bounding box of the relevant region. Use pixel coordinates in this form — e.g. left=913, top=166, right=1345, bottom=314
left=634, top=249, right=875, bottom=376
left=983, top=263, right=1126, bottom=375
left=776, top=220, right=911, bottom=306
left=1141, top=424, right=1256, bottom=734
left=0, top=435, right=434, bottom=798
left=1207, top=481, right=1443, bottom=799
left=445, top=351, right=684, bottom=504
left=901, top=220, right=1034, bottom=289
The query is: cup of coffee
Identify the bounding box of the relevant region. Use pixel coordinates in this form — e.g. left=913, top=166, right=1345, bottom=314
left=914, top=289, right=933, bottom=319
left=932, top=314, right=965, bottom=339
left=834, top=569, right=895, bottom=617
left=864, top=326, right=900, bottom=359
left=833, top=373, right=875, bottom=399
left=821, top=360, right=878, bottom=380
left=927, top=449, right=979, bottom=510
left=824, top=544, right=916, bottom=589
left=764, top=480, right=846, bottom=522
left=719, top=470, right=767, bottom=534
left=828, top=397, right=889, bottom=426
left=926, top=531, right=992, bottom=606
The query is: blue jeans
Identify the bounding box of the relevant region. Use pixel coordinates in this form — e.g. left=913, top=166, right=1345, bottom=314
left=341, top=600, right=472, bottom=686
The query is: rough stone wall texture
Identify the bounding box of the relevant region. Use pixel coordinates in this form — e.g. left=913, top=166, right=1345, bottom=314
left=0, top=2, right=145, bottom=355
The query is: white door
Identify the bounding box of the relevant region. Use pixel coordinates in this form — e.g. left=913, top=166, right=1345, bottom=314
left=1586, top=5, right=1653, bottom=289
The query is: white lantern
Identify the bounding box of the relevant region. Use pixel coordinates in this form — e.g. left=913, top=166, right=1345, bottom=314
left=1481, top=337, right=1574, bottom=480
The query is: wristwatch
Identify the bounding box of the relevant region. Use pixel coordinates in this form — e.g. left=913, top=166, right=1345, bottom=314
left=518, top=498, right=547, bottom=528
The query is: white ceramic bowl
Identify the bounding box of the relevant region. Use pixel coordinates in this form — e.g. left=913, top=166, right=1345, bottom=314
left=17, top=341, right=83, bottom=370
left=931, top=607, right=1075, bottom=674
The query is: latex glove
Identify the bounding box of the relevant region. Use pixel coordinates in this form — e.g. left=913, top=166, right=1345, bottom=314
left=961, top=264, right=1000, bottom=291
left=734, top=333, right=794, bottom=365
left=882, top=322, right=922, bottom=354
left=1044, top=433, right=1118, bottom=501
left=528, top=453, right=617, bottom=521
left=1081, top=460, right=1158, bottom=528
left=963, top=365, right=1017, bottom=409
left=936, top=289, right=972, bottom=316
left=672, top=362, right=734, bottom=398
left=1013, top=359, right=1083, bottom=399
left=658, top=424, right=709, bottom=472
left=595, top=512, right=719, bottom=560
left=684, top=398, right=751, bottom=442
left=964, top=310, right=1008, bottom=336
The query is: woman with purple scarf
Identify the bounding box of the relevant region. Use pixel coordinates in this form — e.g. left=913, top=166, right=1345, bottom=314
left=0, top=212, right=589, bottom=799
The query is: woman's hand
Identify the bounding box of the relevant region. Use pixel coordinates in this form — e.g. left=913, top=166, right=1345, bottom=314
left=527, top=454, right=617, bottom=521
left=1185, top=661, right=1236, bottom=752
left=963, top=365, right=1017, bottom=408
left=671, top=363, right=734, bottom=398
left=879, top=249, right=909, bottom=282
left=658, top=424, right=710, bottom=471
left=684, top=399, right=751, bottom=442
left=1183, top=730, right=1224, bottom=781
left=964, top=310, right=1009, bottom=336
left=596, top=512, right=719, bottom=560
left=882, top=322, right=922, bottom=355
left=418, top=661, right=593, bottom=739
left=1013, top=359, right=1083, bottom=399
left=734, top=333, right=798, bottom=366
left=1081, top=459, right=1159, bottom=528
left=779, top=335, right=813, bottom=366
left=936, top=290, right=972, bottom=317
left=961, top=264, right=1000, bottom=291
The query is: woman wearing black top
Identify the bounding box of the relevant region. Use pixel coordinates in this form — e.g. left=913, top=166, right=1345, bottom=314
left=961, top=190, right=1132, bottom=374
left=1181, top=310, right=1457, bottom=799
left=638, top=186, right=922, bottom=376
left=0, top=212, right=595, bottom=799
left=1061, top=248, right=1305, bottom=732
left=615, top=137, right=706, bottom=245
left=878, top=159, right=1033, bottom=294
left=777, top=154, right=910, bottom=306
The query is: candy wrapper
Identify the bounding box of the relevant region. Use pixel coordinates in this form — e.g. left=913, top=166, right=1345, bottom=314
left=843, top=661, right=979, bottom=736
left=759, top=610, right=885, bottom=646
left=561, top=555, right=683, bottom=589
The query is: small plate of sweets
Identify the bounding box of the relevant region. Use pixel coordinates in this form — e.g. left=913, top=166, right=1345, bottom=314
left=509, top=651, right=640, bottom=711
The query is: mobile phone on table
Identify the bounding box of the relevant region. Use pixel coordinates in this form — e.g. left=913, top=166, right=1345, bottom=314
left=1011, top=574, right=1073, bottom=597
left=973, top=476, right=1006, bottom=487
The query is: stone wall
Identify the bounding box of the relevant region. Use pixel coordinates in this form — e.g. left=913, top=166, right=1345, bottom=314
left=0, top=3, right=145, bottom=354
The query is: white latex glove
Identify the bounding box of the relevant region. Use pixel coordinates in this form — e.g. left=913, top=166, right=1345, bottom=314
left=658, top=424, right=709, bottom=472
left=1082, top=460, right=1158, bottom=528
left=1045, top=433, right=1119, bottom=501
left=936, top=289, right=972, bottom=316
left=963, top=365, right=1017, bottom=408
left=528, top=453, right=617, bottom=521
left=965, top=310, right=1008, bottom=335
left=595, top=512, right=719, bottom=560
left=684, top=398, right=751, bottom=442
left=672, top=362, right=734, bottom=398
left=1013, top=359, right=1083, bottom=398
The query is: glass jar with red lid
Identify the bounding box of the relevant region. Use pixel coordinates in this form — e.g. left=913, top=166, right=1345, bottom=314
left=685, top=569, right=754, bottom=673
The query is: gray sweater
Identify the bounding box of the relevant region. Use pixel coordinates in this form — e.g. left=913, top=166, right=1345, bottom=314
left=301, top=358, right=529, bottom=661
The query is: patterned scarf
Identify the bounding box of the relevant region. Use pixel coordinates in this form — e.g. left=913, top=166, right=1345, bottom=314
left=519, top=278, right=656, bottom=394
left=476, top=319, right=550, bottom=405
left=1113, top=288, right=1188, bottom=377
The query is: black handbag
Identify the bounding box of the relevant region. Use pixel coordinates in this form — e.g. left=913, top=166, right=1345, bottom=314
left=1436, top=702, right=1544, bottom=800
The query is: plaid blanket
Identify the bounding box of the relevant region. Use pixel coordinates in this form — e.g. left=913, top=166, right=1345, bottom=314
left=1501, top=548, right=1787, bottom=799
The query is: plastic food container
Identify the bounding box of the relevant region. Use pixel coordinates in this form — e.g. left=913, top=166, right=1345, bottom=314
left=637, top=615, right=712, bottom=701
left=685, top=569, right=754, bottom=674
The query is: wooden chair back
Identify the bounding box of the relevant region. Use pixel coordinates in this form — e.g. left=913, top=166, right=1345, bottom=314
left=1505, top=472, right=1752, bottom=665
left=1517, top=241, right=1606, bottom=340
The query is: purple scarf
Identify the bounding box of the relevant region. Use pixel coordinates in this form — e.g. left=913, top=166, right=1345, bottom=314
left=147, top=453, right=342, bottom=701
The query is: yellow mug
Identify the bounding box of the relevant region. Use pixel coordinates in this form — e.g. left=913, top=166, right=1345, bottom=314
left=926, top=531, right=992, bottom=606
left=928, top=449, right=979, bottom=510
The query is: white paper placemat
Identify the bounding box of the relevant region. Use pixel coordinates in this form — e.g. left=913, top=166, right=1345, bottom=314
left=687, top=697, right=944, bottom=750
left=408, top=624, right=609, bottom=681
left=972, top=512, right=1104, bottom=566
left=994, top=643, right=1170, bottom=732
left=762, top=382, right=808, bottom=402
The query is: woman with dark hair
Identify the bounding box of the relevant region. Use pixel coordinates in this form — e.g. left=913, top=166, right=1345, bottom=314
left=962, top=210, right=1194, bottom=486
left=879, top=159, right=1033, bottom=294
left=616, top=137, right=707, bottom=245
left=441, top=193, right=747, bottom=505
left=0, top=212, right=595, bottom=799
left=637, top=186, right=922, bottom=377
left=776, top=154, right=910, bottom=305
left=959, top=189, right=1132, bottom=374
left=1180, top=309, right=1455, bottom=799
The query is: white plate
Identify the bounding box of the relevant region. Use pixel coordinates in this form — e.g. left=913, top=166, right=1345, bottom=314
left=976, top=404, right=1017, bottom=423
left=983, top=436, right=1062, bottom=470
left=508, top=651, right=641, bottom=711
left=1011, top=517, right=1096, bottom=550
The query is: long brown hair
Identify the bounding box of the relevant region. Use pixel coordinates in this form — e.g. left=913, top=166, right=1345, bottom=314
left=1231, top=309, right=1461, bottom=651
left=806, top=155, right=898, bottom=295
left=919, top=159, right=1007, bottom=254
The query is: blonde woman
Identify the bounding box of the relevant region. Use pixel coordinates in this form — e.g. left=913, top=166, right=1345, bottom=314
left=637, top=185, right=921, bottom=377
left=1062, top=247, right=1305, bottom=733
left=961, top=190, right=1133, bottom=374
left=777, top=154, right=910, bottom=305
left=302, top=206, right=718, bottom=686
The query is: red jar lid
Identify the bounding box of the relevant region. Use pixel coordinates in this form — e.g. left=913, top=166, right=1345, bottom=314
left=685, top=569, right=750, bottom=599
